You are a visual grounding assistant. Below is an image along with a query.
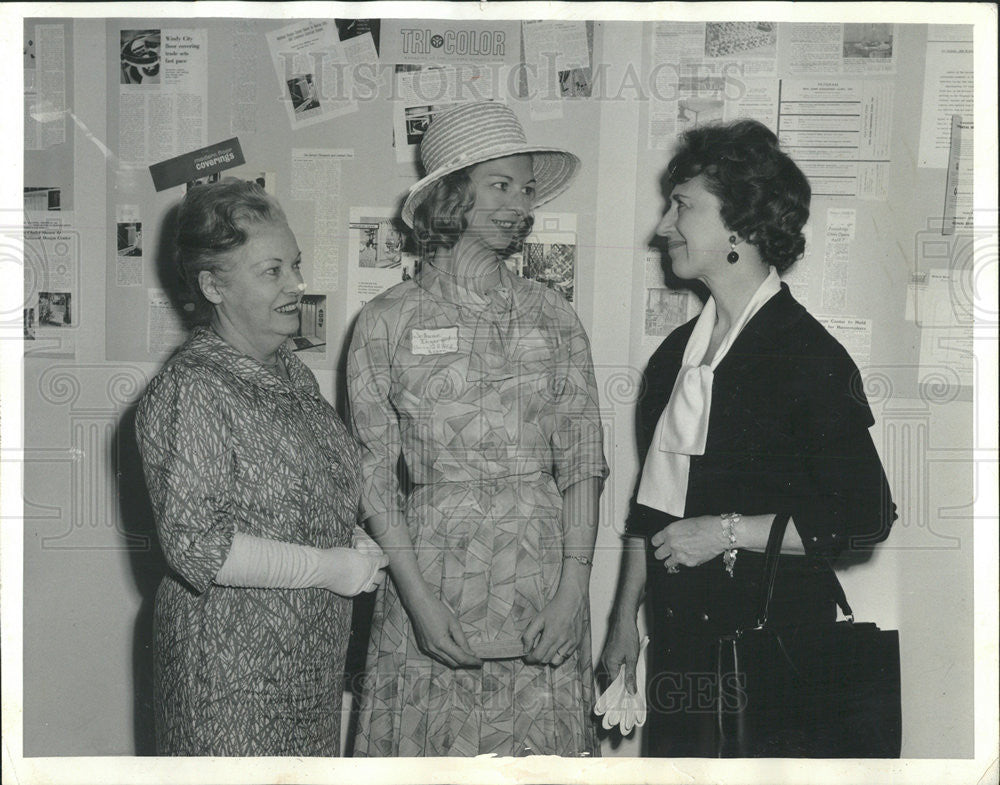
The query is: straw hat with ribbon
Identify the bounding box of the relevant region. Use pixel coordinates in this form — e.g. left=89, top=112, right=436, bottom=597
left=401, top=101, right=581, bottom=228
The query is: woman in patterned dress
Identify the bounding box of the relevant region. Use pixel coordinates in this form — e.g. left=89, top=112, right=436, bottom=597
left=136, top=179, right=388, bottom=756
left=348, top=102, right=608, bottom=756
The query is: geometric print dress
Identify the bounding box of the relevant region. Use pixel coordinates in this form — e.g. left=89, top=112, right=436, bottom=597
left=136, top=327, right=362, bottom=756
left=347, top=262, right=609, bottom=757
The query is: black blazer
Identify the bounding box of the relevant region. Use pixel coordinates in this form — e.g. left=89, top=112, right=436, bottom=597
left=627, top=284, right=897, bottom=632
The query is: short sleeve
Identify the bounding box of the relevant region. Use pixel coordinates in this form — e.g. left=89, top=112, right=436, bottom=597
left=787, top=344, right=897, bottom=557
left=347, top=304, right=405, bottom=521
left=136, top=366, right=237, bottom=593
left=549, top=302, right=609, bottom=493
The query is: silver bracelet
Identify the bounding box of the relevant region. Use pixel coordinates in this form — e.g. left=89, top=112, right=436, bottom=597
left=720, top=512, right=740, bottom=577
left=563, top=554, right=593, bottom=568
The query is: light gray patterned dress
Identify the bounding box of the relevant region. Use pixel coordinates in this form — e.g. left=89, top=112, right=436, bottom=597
left=348, top=262, right=608, bottom=756
left=137, top=327, right=361, bottom=756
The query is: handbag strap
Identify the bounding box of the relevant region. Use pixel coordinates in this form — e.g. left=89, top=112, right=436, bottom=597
left=751, top=512, right=854, bottom=630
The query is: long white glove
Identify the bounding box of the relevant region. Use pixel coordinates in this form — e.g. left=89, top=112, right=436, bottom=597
left=215, top=532, right=388, bottom=597
left=594, top=635, right=649, bottom=735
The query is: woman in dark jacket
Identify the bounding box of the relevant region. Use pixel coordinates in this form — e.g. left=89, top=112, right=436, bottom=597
left=600, top=119, right=896, bottom=757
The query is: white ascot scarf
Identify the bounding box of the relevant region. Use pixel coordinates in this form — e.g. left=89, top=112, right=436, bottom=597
left=636, top=268, right=782, bottom=516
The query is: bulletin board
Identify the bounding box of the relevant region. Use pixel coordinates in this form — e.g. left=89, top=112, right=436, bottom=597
left=629, top=21, right=976, bottom=402
left=102, top=17, right=606, bottom=373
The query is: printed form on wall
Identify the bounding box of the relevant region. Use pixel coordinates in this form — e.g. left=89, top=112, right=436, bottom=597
left=642, top=248, right=700, bottom=342
left=781, top=223, right=813, bottom=308
left=919, top=267, right=975, bottom=389
left=24, top=23, right=66, bottom=151
left=521, top=20, right=592, bottom=120
left=943, top=116, right=974, bottom=234
left=114, top=204, right=143, bottom=287
left=22, top=206, right=78, bottom=358
left=814, top=316, right=872, bottom=367
left=777, top=80, right=892, bottom=200
left=266, top=20, right=359, bottom=130
left=334, top=19, right=379, bottom=66
left=511, top=212, right=579, bottom=303
left=119, top=28, right=207, bottom=166
left=787, top=23, right=896, bottom=75
left=290, top=149, right=354, bottom=297
left=147, top=288, right=187, bottom=356
left=905, top=268, right=974, bottom=388
left=345, top=206, right=416, bottom=325
left=821, top=207, right=857, bottom=312
left=917, top=25, right=974, bottom=168
left=230, top=21, right=259, bottom=136
left=647, top=21, right=779, bottom=150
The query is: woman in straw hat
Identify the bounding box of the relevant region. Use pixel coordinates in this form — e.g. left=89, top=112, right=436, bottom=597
left=347, top=102, right=608, bottom=756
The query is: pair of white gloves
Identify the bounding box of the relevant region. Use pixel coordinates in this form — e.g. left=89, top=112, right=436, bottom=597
left=594, top=635, right=649, bottom=735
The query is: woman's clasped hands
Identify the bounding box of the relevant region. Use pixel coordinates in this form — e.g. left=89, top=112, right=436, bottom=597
left=405, top=562, right=590, bottom=671
left=522, top=575, right=588, bottom=668
left=408, top=592, right=483, bottom=669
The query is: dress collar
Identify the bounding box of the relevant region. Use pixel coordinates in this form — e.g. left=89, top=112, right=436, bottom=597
left=186, top=327, right=316, bottom=394
left=416, top=258, right=516, bottom=313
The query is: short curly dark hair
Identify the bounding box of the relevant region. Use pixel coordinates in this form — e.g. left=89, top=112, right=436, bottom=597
left=410, top=166, right=533, bottom=259
left=666, top=119, right=810, bottom=273
left=174, top=178, right=286, bottom=323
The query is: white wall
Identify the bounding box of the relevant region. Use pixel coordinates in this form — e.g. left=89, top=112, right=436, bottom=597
left=20, top=16, right=977, bottom=760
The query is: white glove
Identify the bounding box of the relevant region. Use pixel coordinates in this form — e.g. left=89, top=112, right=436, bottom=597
left=317, top=547, right=388, bottom=596
left=594, top=635, right=649, bottom=735
left=215, top=532, right=387, bottom=597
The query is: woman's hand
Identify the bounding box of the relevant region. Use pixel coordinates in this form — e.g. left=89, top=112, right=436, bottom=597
left=650, top=515, right=728, bottom=570
left=600, top=613, right=641, bottom=694
left=407, top=594, right=482, bottom=669
left=317, top=547, right=389, bottom=596
left=523, top=573, right=588, bottom=667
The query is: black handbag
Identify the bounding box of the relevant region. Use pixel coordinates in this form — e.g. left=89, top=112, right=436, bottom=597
left=714, top=513, right=902, bottom=757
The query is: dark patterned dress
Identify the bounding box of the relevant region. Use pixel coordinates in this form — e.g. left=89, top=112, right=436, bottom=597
left=136, top=327, right=361, bottom=756
left=347, top=262, right=609, bottom=756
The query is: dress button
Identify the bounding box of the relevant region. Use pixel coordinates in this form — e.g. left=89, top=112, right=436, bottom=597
left=700, top=612, right=710, bottom=622
left=665, top=608, right=674, bottom=618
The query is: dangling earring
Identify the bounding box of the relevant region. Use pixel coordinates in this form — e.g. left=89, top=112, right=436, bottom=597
left=727, top=235, right=740, bottom=264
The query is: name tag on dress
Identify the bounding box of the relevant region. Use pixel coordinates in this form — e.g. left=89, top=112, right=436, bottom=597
left=411, top=327, right=459, bottom=355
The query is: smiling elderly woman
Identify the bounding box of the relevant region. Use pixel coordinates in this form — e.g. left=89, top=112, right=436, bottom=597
left=136, top=179, right=387, bottom=756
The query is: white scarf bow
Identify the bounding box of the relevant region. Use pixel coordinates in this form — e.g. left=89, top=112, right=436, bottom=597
left=636, top=268, right=781, bottom=516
